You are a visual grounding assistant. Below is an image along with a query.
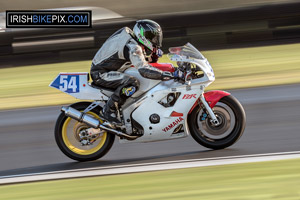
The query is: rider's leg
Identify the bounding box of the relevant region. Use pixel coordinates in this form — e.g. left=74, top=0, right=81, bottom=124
left=100, top=74, right=139, bottom=123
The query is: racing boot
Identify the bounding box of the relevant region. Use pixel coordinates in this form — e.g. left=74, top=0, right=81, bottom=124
left=100, top=98, right=121, bottom=125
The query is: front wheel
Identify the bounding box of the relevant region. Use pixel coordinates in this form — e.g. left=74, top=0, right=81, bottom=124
left=55, top=102, right=115, bottom=162
left=188, top=95, right=246, bottom=150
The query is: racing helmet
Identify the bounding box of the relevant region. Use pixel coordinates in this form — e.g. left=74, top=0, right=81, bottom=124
left=133, top=19, right=163, bottom=51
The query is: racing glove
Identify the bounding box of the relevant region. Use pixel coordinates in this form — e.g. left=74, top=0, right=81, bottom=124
left=154, top=48, right=163, bottom=58
left=149, top=48, right=163, bottom=63
left=173, top=69, right=185, bottom=83
left=161, top=70, right=185, bottom=82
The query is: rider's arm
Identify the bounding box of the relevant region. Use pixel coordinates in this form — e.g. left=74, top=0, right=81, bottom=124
left=126, top=44, right=172, bottom=80
left=148, top=52, right=159, bottom=63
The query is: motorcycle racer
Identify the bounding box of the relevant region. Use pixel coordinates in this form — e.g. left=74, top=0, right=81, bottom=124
left=90, top=19, right=182, bottom=124
left=52, top=42, right=246, bottom=162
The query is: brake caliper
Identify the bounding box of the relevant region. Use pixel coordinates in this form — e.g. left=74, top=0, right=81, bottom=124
left=200, top=113, right=208, bottom=121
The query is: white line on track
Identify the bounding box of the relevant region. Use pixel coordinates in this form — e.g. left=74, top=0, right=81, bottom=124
left=1, top=151, right=300, bottom=185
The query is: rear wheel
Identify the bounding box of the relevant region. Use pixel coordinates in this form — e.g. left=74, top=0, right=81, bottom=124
left=55, top=102, right=115, bottom=161
left=188, top=95, right=246, bottom=149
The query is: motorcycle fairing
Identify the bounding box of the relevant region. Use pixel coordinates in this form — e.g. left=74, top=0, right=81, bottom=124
left=50, top=43, right=219, bottom=144
left=150, top=63, right=175, bottom=72
left=120, top=79, right=207, bottom=143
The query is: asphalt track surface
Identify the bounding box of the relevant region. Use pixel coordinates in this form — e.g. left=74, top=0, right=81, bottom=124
left=0, top=84, right=299, bottom=177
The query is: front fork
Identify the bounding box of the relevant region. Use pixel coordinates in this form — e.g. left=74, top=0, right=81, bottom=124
left=200, top=94, right=220, bottom=126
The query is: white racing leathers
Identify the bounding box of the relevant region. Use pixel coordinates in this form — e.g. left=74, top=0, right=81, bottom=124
left=90, top=27, right=168, bottom=111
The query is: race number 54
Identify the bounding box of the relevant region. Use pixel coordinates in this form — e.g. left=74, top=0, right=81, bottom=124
left=59, top=75, right=79, bottom=93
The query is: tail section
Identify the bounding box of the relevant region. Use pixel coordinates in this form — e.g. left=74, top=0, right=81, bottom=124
left=49, top=72, right=109, bottom=100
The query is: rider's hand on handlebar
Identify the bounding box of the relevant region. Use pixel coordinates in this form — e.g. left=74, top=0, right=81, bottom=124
left=161, top=69, right=185, bottom=83
left=173, top=69, right=185, bottom=83
left=154, top=48, right=163, bottom=58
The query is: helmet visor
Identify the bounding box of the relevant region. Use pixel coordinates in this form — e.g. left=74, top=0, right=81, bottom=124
left=150, top=32, right=162, bottom=48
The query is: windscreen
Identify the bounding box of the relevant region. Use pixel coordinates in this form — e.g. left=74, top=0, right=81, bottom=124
left=168, top=43, right=205, bottom=60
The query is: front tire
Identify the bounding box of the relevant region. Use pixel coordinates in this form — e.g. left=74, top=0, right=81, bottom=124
left=188, top=95, right=246, bottom=150
left=55, top=102, right=115, bottom=162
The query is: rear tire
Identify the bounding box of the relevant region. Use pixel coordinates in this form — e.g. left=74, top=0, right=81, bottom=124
left=55, top=102, right=115, bottom=162
left=188, top=95, right=246, bottom=149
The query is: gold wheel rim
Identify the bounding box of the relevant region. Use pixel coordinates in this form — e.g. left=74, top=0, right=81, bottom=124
left=62, top=111, right=107, bottom=155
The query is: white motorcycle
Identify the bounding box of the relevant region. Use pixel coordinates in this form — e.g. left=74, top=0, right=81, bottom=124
left=50, top=43, right=246, bottom=161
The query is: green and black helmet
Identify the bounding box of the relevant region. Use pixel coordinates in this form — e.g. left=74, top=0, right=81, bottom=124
left=133, top=19, right=163, bottom=51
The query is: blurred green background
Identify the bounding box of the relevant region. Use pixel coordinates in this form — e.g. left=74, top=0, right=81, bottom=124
left=0, top=42, right=300, bottom=110
left=1, top=158, right=300, bottom=199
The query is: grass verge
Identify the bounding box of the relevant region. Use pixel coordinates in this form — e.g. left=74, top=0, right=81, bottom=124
left=1, top=43, right=300, bottom=110
left=1, top=158, right=300, bottom=200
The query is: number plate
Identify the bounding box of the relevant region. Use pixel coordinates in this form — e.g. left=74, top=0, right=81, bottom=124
left=50, top=74, right=80, bottom=93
